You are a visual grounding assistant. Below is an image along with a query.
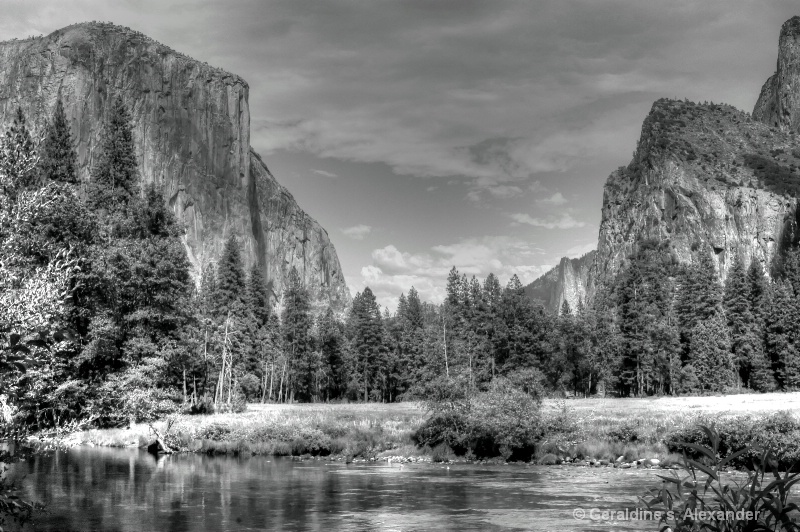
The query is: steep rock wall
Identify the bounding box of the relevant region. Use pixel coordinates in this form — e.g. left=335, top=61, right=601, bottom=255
left=753, top=16, right=800, bottom=132
left=593, top=99, right=798, bottom=293
left=527, top=17, right=800, bottom=310
left=0, top=22, right=348, bottom=308
left=524, top=251, right=595, bottom=313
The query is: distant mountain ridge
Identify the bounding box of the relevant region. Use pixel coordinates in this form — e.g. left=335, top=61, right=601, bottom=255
left=526, top=16, right=800, bottom=311
left=523, top=251, right=594, bottom=313
left=0, top=22, right=349, bottom=309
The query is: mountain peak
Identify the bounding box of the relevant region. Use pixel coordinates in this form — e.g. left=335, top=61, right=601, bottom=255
left=753, top=16, right=800, bottom=131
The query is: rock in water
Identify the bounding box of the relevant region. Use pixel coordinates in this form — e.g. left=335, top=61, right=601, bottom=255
left=0, top=22, right=348, bottom=310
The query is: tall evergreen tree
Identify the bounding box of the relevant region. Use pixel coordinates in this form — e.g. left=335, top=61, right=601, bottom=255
left=248, top=262, right=271, bottom=328
left=689, top=313, right=735, bottom=392
left=282, top=267, right=314, bottom=401
left=615, top=240, right=675, bottom=396
left=723, top=253, right=754, bottom=386
left=348, top=287, right=385, bottom=402
left=317, top=307, right=345, bottom=400
left=39, top=98, right=78, bottom=184
left=766, top=282, right=800, bottom=389
left=0, top=107, right=37, bottom=198
left=214, top=235, right=248, bottom=318
left=92, top=96, right=138, bottom=206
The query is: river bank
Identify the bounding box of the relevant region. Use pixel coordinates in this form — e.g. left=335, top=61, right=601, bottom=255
left=34, top=392, right=800, bottom=468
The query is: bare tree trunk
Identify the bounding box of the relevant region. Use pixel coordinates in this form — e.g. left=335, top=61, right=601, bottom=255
left=268, top=360, right=275, bottom=402
left=278, top=358, right=286, bottom=404
left=182, top=367, right=187, bottom=404
left=443, top=319, right=449, bottom=377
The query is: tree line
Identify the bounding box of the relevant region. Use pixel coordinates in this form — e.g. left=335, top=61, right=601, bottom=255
left=4, top=98, right=800, bottom=435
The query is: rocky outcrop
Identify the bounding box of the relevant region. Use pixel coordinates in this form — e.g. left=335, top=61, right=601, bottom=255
left=593, top=99, right=798, bottom=293
left=524, top=251, right=595, bottom=313
left=0, top=22, right=348, bottom=309
left=753, top=16, right=800, bottom=132
left=528, top=16, right=800, bottom=309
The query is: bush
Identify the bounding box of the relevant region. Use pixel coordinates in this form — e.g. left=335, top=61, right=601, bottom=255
left=431, top=443, right=456, bottom=463
left=185, top=398, right=215, bottom=415
left=198, top=423, right=233, bottom=441
left=238, top=373, right=261, bottom=402
left=413, top=377, right=542, bottom=460
left=643, top=425, right=800, bottom=531
left=664, top=412, right=800, bottom=469
left=467, top=378, right=542, bottom=460
left=607, top=422, right=640, bottom=443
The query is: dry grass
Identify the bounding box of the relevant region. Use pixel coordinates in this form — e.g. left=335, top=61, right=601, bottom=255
left=59, top=393, right=800, bottom=461
left=543, top=392, right=800, bottom=444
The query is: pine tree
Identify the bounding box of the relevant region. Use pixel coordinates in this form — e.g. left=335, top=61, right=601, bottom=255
left=616, top=240, right=675, bottom=396
left=282, top=267, right=313, bottom=401
left=766, top=282, right=800, bottom=389
left=317, top=307, right=345, bottom=400
left=723, top=253, right=753, bottom=385
left=39, top=98, right=78, bottom=184
left=0, top=107, right=37, bottom=198
left=248, top=262, right=271, bottom=328
left=214, top=235, right=248, bottom=318
left=676, top=250, right=723, bottom=356
left=689, top=312, right=735, bottom=392
left=351, top=287, right=385, bottom=402
left=92, top=96, right=138, bottom=206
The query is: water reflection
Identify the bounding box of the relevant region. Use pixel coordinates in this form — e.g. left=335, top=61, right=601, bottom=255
left=14, top=448, right=662, bottom=531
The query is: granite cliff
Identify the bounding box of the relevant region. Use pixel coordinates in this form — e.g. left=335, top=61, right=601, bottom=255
left=524, top=251, right=594, bottom=313
left=527, top=16, right=800, bottom=311
left=0, top=22, right=348, bottom=309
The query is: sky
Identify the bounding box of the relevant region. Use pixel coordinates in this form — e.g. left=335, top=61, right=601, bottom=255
left=2, top=1, right=798, bottom=309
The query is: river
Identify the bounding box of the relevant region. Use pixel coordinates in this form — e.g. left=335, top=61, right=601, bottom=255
left=12, top=447, right=668, bottom=531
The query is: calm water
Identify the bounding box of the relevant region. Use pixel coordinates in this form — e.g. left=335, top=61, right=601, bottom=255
left=13, top=448, right=666, bottom=532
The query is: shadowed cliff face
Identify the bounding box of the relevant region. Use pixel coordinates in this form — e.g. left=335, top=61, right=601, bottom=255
left=0, top=22, right=349, bottom=309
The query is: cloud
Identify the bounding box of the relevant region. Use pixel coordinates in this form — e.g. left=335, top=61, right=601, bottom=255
left=562, top=241, right=597, bottom=257
left=466, top=183, right=524, bottom=202
left=341, top=224, right=372, bottom=240
left=312, top=169, right=338, bottom=178
left=352, top=237, right=553, bottom=309
left=510, top=213, right=586, bottom=229
left=536, top=192, right=568, bottom=206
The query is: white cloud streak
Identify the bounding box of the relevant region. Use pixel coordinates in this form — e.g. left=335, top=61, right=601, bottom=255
left=341, top=224, right=372, bottom=240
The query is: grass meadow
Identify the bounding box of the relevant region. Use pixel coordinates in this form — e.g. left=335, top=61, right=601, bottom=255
left=58, top=392, right=800, bottom=464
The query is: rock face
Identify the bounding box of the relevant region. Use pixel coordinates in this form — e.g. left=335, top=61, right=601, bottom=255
left=524, top=251, right=595, bottom=313
left=0, top=22, right=349, bottom=309
left=753, top=16, right=800, bottom=132
left=529, top=17, right=800, bottom=308
left=593, top=98, right=798, bottom=293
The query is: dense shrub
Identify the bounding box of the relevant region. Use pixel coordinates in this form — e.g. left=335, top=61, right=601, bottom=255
left=644, top=425, right=800, bottom=531
left=413, top=377, right=542, bottom=460
left=467, top=378, right=542, bottom=460
left=237, top=373, right=261, bottom=402
left=607, top=422, right=640, bottom=443
left=664, top=412, right=800, bottom=469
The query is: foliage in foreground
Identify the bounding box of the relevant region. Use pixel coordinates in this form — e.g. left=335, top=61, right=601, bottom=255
left=0, top=444, right=44, bottom=532
left=665, top=412, right=800, bottom=470
left=643, top=425, right=800, bottom=531
left=412, top=376, right=543, bottom=460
